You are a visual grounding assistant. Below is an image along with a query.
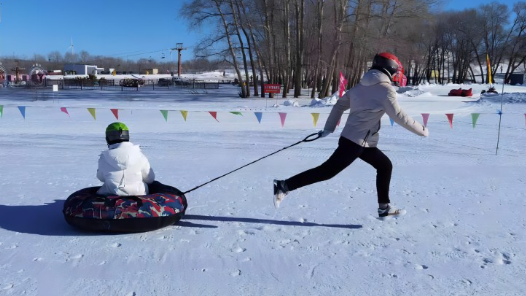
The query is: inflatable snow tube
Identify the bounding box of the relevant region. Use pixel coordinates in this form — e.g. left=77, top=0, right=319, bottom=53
left=63, top=181, right=188, bottom=233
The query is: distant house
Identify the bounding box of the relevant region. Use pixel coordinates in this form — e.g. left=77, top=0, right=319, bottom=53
left=509, top=73, right=525, bottom=85
left=64, top=64, right=104, bottom=75
left=142, top=68, right=158, bottom=75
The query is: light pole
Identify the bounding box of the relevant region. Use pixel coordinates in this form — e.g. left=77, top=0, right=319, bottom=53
left=171, top=43, right=185, bottom=78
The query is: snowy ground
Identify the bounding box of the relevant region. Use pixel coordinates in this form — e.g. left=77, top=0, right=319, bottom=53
left=0, top=81, right=525, bottom=295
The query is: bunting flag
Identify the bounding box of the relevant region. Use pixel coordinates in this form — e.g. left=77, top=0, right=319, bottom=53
left=421, top=113, right=430, bottom=127
left=0, top=105, right=3, bottom=118
left=160, top=110, right=169, bottom=122
left=87, top=108, right=96, bottom=120
left=230, top=111, right=243, bottom=116
left=471, top=113, right=480, bottom=128
left=254, top=112, right=263, bottom=123
left=180, top=110, right=188, bottom=121
left=209, top=111, right=219, bottom=122
left=111, top=109, right=119, bottom=120
left=524, top=113, right=526, bottom=127
left=278, top=112, right=287, bottom=127
left=311, top=113, right=320, bottom=127
left=339, top=72, right=348, bottom=98
left=60, top=107, right=70, bottom=116
left=337, top=119, right=341, bottom=127
left=390, top=117, right=395, bottom=126
left=18, top=106, right=26, bottom=119
left=486, top=54, right=492, bottom=85
left=446, top=113, right=454, bottom=128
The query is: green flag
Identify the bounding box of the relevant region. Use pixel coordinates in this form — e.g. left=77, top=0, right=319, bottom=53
left=160, top=110, right=169, bottom=122
left=471, top=113, right=480, bottom=128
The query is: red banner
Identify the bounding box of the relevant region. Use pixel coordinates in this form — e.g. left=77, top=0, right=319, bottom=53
left=264, top=84, right=281, bottom=94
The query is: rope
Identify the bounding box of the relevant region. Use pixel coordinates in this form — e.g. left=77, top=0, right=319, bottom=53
left=183, top=132, right=320, bottom=194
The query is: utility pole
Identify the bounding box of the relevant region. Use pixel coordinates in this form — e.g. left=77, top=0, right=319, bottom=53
left=171, top=43, right=185, bottom=78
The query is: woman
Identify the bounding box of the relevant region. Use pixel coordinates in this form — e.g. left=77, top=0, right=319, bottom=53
left=273, top=53, right=429, bottom=218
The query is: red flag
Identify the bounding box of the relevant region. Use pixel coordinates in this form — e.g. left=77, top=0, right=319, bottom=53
left=446, top=113, right=454, bottom=128
left=339, top=72, right=348, bottom=98
left=110, top=109, right=119, bottom=120
left=209, top=111, right=219, bottom=122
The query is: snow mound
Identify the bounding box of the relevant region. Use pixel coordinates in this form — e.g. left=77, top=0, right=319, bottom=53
left=310, top=92, right=339, bottom=107
left=400, top=89, right=434, bottom=97
left=476, top=93, right=526, bottom=104
left=283, top=99, right=300, bottom=107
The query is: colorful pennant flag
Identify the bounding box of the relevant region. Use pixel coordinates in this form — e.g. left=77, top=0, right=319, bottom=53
left=524, top=113, right=526, bottom=127
left=389, top=117, right=395, bottom=126
left=337, top=119, right=341, bottom=127
left=18, top=106, right=26, bottom=119
left=230, top=111, right=243, bottom=116
left=471, top=113, right=480, bottom=128
left=60, top=107, right=70, bottom=116
left=278, top=112, right=287, bottom=127
left=311, top=113, right=320, bottom=127
left=180, top=110, right=188, bottom=121
left=421, top=113, right=430, bottom=127
left=339, top=72, right=348, bottom=98
left=487, top=54, right=492, bottom=85
left=111, top=109, right=119, bottom=120
left=209, top=111, right=219, bottom=122
left=87, top=108, right=96, bottom=120
left=160, top=110, right=168, bottom=122
left=446, top=113, right=454, bottom=128
left=0, top=105, right=3, bottom=117
left=254, top=112, right=263, bottom=123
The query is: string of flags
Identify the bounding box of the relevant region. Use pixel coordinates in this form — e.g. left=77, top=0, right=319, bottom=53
left=0, top=105, right=524, bottom=128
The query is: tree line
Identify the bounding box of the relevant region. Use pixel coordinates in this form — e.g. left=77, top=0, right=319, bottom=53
left=0, top=51, right=229, bottom=76
left=181, top=0, right=526, bottom=98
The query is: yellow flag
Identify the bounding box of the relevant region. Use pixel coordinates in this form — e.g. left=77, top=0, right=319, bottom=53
left=87, top=108, right=96, bottom=120
left=311, top=113, right=320, bottom=127
left=486, top=54, right=492, bottom=85
left=180, top=110, right=188, bottom=121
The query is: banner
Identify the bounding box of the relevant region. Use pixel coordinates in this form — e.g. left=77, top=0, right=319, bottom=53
left=160, top=110, right=168, bottom=122
left=180, top=110, right=188, bottom=121
left=311, top=113, right=320, bottom=127
left=446, top=113, right=454, bottom=128
left=18, top=106, right=26, bottom=119
left=60, top=107, right=69, bottom=116
left=421, top=113, right=430, bottom=127
left=339, top=72, right=348, bottom=98
left=111, top=109, right=119, bottom=120
left=209, top=111, right=219, bottom=122
left=278, top=112, right=287, bottom=127
left=87, top=108, right=96, bottom=120
left=487, top=54, right=492, bottom=85
left=264, top=84, right=281, bottom=94
left=254, top=112, right=263, bottom=123
left=471, top=113, right=480, bottom=128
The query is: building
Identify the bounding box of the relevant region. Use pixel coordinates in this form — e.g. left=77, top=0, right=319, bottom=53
left=64, top=64, right=104, bottom=75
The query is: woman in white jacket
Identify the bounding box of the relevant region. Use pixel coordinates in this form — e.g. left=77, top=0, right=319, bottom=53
left=97, top=122, right=155, bottom=196
left=274, top=53, right=429, bottom=218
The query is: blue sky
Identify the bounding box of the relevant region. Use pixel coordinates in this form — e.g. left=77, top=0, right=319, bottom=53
left=0, top=0, right=208, bottom=62
left=0, top=0, right=521, bottom=62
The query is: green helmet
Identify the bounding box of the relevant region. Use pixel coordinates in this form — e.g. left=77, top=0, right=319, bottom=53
left=105, top=122, right=130, bottom=145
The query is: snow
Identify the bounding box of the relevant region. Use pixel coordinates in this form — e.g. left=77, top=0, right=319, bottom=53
left=0, top=79, right=525, bottom=295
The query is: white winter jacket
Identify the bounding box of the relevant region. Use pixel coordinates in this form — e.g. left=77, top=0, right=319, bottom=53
left=96, top=142, right=155, bottom=196
left=324, top=69, right=428, bottom=147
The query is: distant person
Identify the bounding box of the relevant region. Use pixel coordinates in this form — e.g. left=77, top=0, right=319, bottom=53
left=97, top=122, right=155, bottom=196
left=273, top=52, right=429, bottom=218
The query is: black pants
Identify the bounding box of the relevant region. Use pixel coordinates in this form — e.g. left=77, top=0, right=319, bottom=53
left=285, top=137, right=392, bottom=204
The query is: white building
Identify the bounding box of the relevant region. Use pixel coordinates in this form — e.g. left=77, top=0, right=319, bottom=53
left=64, top=64, right=104, bottom=75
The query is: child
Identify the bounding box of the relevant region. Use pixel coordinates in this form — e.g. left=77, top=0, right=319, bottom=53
left=97, top=122, right=155, bottom=196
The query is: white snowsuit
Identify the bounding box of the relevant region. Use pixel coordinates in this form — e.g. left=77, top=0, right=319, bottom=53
left=96, top=142, right=155, bottom=196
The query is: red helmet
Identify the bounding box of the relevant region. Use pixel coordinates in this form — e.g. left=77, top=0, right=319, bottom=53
left=372, top=52, right=403, bottom=78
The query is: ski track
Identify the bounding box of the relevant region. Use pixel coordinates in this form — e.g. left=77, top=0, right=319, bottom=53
left=0, top=85, right=526, bottom=295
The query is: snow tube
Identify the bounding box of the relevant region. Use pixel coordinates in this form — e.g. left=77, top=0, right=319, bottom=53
left=63, top=181, right=188, bottom=233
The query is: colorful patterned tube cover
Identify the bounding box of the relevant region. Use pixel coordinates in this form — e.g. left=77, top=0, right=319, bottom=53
left=63, top=181, right=188, bottom=233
